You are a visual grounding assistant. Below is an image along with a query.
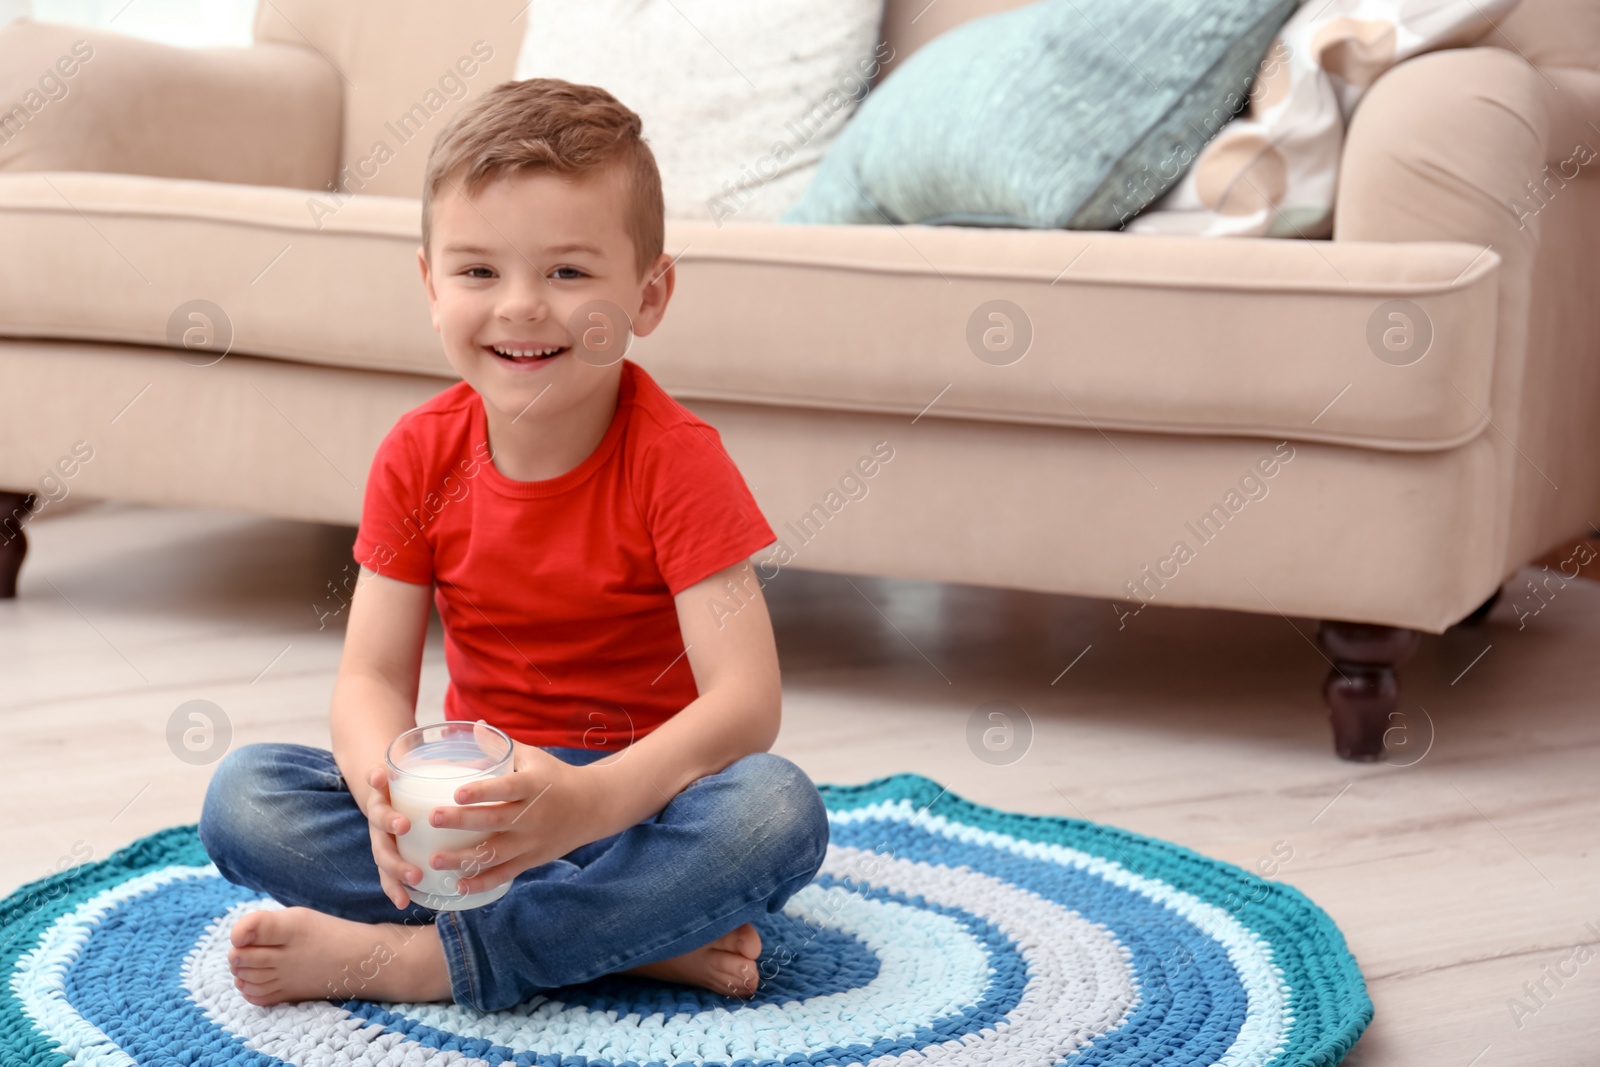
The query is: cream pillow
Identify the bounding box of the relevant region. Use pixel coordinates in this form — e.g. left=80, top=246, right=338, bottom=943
left=514, top=0, right=885, bottom=224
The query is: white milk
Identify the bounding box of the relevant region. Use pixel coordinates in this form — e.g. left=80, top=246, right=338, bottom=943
left=388, top=760, right=510, bottom=911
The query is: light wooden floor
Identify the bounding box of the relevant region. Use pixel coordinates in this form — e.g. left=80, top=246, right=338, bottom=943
left=2, top=499, right=1596, bottom=1066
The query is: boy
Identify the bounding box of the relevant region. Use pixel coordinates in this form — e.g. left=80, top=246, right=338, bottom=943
left=198, top=79, right=830, bottom=1013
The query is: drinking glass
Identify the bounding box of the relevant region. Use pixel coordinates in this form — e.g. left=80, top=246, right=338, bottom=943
left=384, top=719, right=514, bottom=911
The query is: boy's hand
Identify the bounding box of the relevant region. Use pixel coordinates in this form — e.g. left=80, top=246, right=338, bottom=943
left=364, top=765, right=424, bottom=910
left=422, top=739, right=607, bottom=897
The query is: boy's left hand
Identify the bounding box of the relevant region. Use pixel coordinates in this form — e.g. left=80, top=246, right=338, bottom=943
left=423, top=725, right=613, bottom=896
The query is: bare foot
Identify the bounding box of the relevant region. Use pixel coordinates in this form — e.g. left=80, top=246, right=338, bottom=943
left=620, top=922, right=763, bottom=997
left=227, top=906, right=452, bottom=1007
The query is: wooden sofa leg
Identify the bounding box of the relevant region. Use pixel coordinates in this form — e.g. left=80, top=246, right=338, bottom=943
left=1315, top=621, right=1422, bottom=761
left=0, top=491, right=36, bottom=599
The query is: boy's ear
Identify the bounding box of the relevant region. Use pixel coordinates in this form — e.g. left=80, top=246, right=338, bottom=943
left=416, top=246, right=441, bottom=333
left=631, top=251, right=676, bottom=339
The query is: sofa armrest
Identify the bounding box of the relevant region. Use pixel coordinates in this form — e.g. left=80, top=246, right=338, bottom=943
left=1334, top=47, right=1552, bottom=253
left=1334, top=45, right=1600, bottom=267
left=0, top=18, right=340, bottom=191
left=1334, top=45, right=1600, bottom=579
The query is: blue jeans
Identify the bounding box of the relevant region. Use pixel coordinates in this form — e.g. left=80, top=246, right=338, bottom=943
left=197, top=741, right=830, bottom=1012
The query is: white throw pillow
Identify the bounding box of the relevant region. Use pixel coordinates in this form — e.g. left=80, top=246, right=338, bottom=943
left=514, top=0, right=885, bottom=224
left=1126, top=0, right=1521, bottom=237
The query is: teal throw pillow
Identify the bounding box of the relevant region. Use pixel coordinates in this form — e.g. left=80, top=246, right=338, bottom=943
left=781, top=0, right=1299, bottom=230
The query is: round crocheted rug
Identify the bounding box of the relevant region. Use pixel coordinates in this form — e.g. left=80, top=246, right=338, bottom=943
left=2, top=772, right=1370, bottom=1067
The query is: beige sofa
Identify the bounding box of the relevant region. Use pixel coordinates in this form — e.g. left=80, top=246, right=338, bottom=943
left=1, top=0, right=1597, bottom=759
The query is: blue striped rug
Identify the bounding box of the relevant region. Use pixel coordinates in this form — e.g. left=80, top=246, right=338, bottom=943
left=1, top=772, right=1370, bottom=1066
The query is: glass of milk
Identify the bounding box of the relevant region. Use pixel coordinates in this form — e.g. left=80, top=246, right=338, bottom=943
left=385, top=719, right=515, bottom=911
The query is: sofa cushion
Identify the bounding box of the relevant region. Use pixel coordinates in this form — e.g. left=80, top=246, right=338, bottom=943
left=0, top=170, right=1499, bottom=453
left=783, top=0, right=1298, bottom=229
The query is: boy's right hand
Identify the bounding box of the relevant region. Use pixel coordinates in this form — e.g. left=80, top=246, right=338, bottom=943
left=365, top=766, right=422, bottom=910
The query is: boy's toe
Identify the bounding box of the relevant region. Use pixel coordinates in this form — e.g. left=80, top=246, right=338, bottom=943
left=232, top=907, right=293, bottom=949
left=236, top=976, right=282, bottom=1004
left=716, top=953, right=758, bottom=997
left=729, top=923, right=762, bottom=960
left=229, top=911, right=262, bottom=947
left=229, top=946, right=274, bottom=971
left=230, top=908, right=288, bottom=948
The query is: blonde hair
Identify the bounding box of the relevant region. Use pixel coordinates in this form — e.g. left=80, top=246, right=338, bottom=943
left=421, top=78, right=664, bottom=280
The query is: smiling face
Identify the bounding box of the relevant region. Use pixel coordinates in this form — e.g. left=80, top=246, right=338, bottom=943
left=417, top=162, right=673, bottom=434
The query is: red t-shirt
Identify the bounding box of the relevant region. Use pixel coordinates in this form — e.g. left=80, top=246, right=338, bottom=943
left=351, top=359, right=775, bottom=749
